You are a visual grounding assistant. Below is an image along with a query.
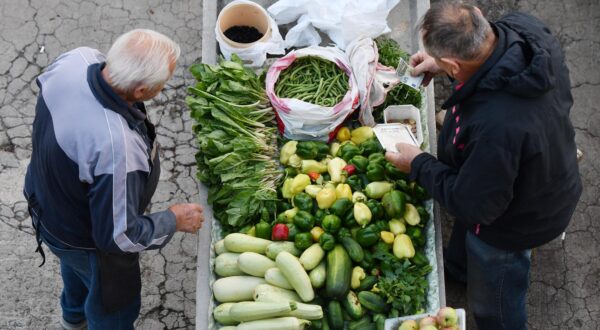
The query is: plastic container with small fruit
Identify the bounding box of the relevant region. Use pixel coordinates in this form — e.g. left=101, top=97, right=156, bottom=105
left=385, top=306, right=466, bottom=330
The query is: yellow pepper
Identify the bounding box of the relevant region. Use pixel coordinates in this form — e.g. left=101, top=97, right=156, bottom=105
left=353, top=202, right=372, bottom=227
left=330, top=142, right=341, bottom=157
left=350, top=126, right=374, bottom=145
left=281, top=178, right=294, bottom=199
left=280, top=140, right=298, bottom=165
left=311, top=227, right=325, bottom=242
left=337, top=127, right=351, bottom=142
left=301, top=160, right=328, bottom=174
left=403, top=203, right=421, bottom=226
left=380, top=231, right=395, bottom=244
left=283, top=207, right=299, bottom=222
left=304, top=185, right=323, bottom=198
left=288, top=154, right=302, bottom=168
left=389, top=219, right=406, bottom=235
left=351, top=266, right=366, bottom=289
left=291, top=174, right=311, bottom=195
left=393, top=234, right=415, bottom=259
left=335, top=183, right=353, bottom=200
left=316, top=187, right=337, bottom=209
left=327, top=157, right=347, bottom=183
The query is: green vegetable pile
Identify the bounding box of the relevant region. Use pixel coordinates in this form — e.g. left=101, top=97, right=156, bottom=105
left=375, top=37, right=409, bottom=68
left=187, top=55, right=282, bottom=233
left=275, top=57, right=349, bottom=107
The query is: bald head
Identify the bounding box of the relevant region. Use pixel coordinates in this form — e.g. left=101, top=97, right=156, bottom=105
left=105, top=29, right=180, bottom=94
left=419, top=2, right=492, bottom=61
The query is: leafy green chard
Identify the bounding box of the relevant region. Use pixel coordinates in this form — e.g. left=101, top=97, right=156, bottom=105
left=187, top=54, right=282, bottom=233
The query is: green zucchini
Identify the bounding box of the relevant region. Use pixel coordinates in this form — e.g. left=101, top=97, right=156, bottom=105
left=357, top=291, right=387, bottom=313
left=342, top=291, right=364, bottom=320
left=356, top=275, right=378, bottom=291
left=327, top=300, right=344, bottom=330
left=325, top=245, right=352, bottom=299
left=340, top=236, right=365, bottom=263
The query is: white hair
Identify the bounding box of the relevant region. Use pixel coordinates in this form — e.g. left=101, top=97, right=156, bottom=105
left=105, top=29, right=181, bottom=91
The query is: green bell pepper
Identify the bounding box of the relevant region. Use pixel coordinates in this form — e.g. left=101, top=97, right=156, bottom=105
left=276, top=212, right=288, bottom=224
left=295, top=232, right=314, bottom=250
left=296, top=141, right=330, bottom=160
left=373, top=241, right=391, bottom=253
left=349, top=155, right=369, bottom=173
left=406, top=226, right=425, bottom=247
left=359, top=250, right=374, bottom=269
left=367, top=153, right=386, bottom=166
left=330, top=198, right=353, bottom=218
left=365, top=200, right=385, bottom=221
left=315, top=209, right=328, bottom=226
left=384, top=162, right=407, bottom=180
left=381, top=190, right=406, bottom=219
left=293, top=210, right=316, bottom=231
left=346, top=175, right=363, bottom=192
left=360, top=138, right=383, bottom=156
left=396, top=179, right=410, bottom=194
left=293, top=192, right=315, bottom=212
left=286, top=223, right=298, bottom=241
left=411, top=250, right=429, bottom=266
left=322, top=214, right=342, bottom=233
left=366, top=163, right=385, bottom=182
left=277, top=200, right=292, bottom=213
left=416, top=205, right=430, bottom=223
left=374, top=220, right=389, bottom=232
left=284, top=167, right=299, bottom=178
left=319, top=232, right=336, bottom=251
left=411, top=183, right=429, bottom=201
left=337, top=227, right=351, bottom=239
left=344, top=210, right=357, bottom=228
left=355, top=224, right=380, bottom=247
left=339, top=143, right=362, bottom=162
left=255, top=221, right=272, bottom=240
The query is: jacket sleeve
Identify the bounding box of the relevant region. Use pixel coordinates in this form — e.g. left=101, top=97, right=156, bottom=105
left=409, top=137, right=519, bottom=225
left=88, top=170, right=177, bottom=253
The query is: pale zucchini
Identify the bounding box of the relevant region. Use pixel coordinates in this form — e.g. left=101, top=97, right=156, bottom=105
left=224, top=233, right=272, bottom=254
left=253, top=284, right=301, bottom=303
left=264, top=268, right=294, bottom=290
left=214, top=239, right=227, bottom=255
left=308, top=261, right=326, bottom=289
left=238, top=252, right=276, bottom=277
left=276, top=252, right=315, bottom=302
left=215, top=253, right=244, bottom=277
left=230, top=301, right=297, bottom=322
left=213, top=276, right=266, bottom=303
left=236, top=317, right=310, bottom=330
left=288, top=303, right=324, bottom=320
left=218, top=327, right=237, bottom=330
left=213, top=303, right=238, bottom=325
left=299, top=243, right=325, bottom=271
left=266, top=242, right=301, bottom=260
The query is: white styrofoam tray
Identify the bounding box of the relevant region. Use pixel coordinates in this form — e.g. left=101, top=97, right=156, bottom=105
left=383, top=104, right=423, bottom=147
left=385, top=308, right=466, bottom=330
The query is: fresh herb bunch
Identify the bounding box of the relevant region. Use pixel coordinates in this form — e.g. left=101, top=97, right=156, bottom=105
left=373, top=250, right=432, bottom=315
left=376, top=37, right=409, bottom=68
left=187, top=54, right=282, bottom=233
left=275, top=56, right=349, bottom=107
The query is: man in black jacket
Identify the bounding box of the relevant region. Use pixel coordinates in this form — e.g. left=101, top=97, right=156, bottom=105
left=386, top=3, right=582, bottom=329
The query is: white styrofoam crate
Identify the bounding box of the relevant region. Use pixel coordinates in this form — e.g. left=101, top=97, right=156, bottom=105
left=385, top=308, right=466, bottom=330
left=383, top=104, right=423, bottom=147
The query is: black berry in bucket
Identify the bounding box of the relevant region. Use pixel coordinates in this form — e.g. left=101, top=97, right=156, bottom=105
left=224, top=25, right=264, bottom=44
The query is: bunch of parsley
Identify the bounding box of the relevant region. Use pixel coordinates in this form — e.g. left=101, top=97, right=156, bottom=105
left=187, top=55, right=282, bottom=233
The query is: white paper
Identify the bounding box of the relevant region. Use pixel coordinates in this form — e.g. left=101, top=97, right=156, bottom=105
left=373, top=123, right=419, bottom=151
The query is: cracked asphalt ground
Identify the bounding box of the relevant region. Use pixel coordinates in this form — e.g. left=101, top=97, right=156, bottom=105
left=0, top=0, right=597, bottom=329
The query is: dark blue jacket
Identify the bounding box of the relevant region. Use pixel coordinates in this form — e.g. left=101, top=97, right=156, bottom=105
left=24, top=47, right=176, bottom=253
left=410, top=13, right=582, bottom=250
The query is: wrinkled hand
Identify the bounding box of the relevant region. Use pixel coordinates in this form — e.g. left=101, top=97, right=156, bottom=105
left=170, top=203, right=204, bottom=234
left=385, top=143, right=424, bottom=174
left=409, top=51, right=443, bottom=87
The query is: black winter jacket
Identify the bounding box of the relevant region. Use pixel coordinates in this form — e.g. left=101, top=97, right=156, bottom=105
left=410, top=13, right=582, bottom=250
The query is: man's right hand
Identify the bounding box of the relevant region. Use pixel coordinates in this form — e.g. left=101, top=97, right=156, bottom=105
left=170, top=203, right=204, bottom=234
left=410, top=51, right=443, bottom=87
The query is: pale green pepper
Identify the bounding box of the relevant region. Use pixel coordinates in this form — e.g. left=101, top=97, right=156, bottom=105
left=291, top=174, right=311, bottom=195
left=388, top=219, right=406, bottom=235
left=350, top=126, right=374, bottom=145
left=304, top=185, right=323, bottom=198
left=301, top=159, right=328, bottom=174
left=351, top=266, right=366, bottom=289
left=393, top=234, right=415, bottom=259
left=335, top=183, right=353, bottom=200
left=403, top=203, right=421, bottom=226
left=316, top=187, right=337, bottom=209
left=352, top=191, right=367, bottom=204
left=353, top=202, right=372, bottom=227
left=330, top=142, right=341, bottom=157
left=364, top=182, right=394, bottom=199
left=281, top=178, right=294, bottom=199
left=327, top=157, right=347, bottom=183
left=280, top=140, right=298, bottom=165
left=288, top=154, right=302, bottom=168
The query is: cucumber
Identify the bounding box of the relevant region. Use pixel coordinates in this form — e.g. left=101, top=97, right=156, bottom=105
left=299, top=243, right=325, bottom=271
left=213, top=303, right=238, bottom=325
left=327, top=300, right=344, bottom=330
left=213, top=276, right=266, bottom=303
left=253, top=284, right=301, bottom=303
left=340, top=236, right=364, bottom=263
left=308, top=261, right=326, bottom=289
left=288, top=303, right=324, bottom=320
left=356, top=275, right=378, bottom=291
left=276, top=251, right=315, bottom=302
left=325, top=245, right=351, bottom=299
left=214, top=239, right=227, bottom=255
left=342, top=291, right=363, bottom=320
left=238, top=252, right=277, bottom=277
left=357, top=291, right=387, bottom=313
left=224, top=233, right=272, bottom=254
left=265, top=268, right=294, bottom=290
left=214, top=253, right=244, bottom=277
left=266, top=242, right=302, bottom=260
left=348, top=314, right=373, bottom=330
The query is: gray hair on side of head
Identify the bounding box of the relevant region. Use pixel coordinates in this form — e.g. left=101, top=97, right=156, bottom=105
left=106, top=29, right=181, bottom=92
left=419, top=1, right=492, bottom=61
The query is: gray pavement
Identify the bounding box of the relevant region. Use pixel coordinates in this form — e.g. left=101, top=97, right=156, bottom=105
left=0, top=0, right=597, bottom=330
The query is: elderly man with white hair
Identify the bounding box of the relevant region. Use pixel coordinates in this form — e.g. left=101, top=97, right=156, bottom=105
left=23, top=29, right=204, bottom=329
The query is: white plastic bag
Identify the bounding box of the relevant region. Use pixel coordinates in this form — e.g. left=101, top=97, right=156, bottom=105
left=268, top=0, right=400, bottom=50
left=216, top=0, right=285, bottom=67
left=266, top=46, right=359, bottom=141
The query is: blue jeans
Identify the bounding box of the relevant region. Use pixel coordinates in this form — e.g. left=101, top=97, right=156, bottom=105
left=41, top=230, right=140, bottom=329
left=445, top=222, right=531, bottom=330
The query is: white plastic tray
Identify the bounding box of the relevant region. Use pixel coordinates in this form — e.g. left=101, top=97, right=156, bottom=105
left=384, top=104, right=423, bottom=146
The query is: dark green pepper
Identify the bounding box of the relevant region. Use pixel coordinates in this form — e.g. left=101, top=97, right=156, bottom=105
left=349, top=155, right=369, bottom=173
left=277, top=200, right=292, bottom=213
left=337, top=227, right=351, bottom=239
left=374, top=220, right=389, bottom=232
left=339, top=143, right=362, bottom=162
left=315, top=209, right=328, bottom=226
left=384, top=162, right=407, bottom=180
left=366, top=163, right=385, bottom=182
left=406, top=226, right=425, bottom=247
left=367, top=152, right=386, bottom=166
left=322, top=214, right=342, bottom=233
left=344, top=210, right=357, bottom=228
left=330, top=198, right=353, bottom=218
left=293, top=192, right=315, bottom=212
left=360, top=138, right=383, bottom=156
left=284, top=166, right=298, bottom=177
left=286, top=223, right=298, bottom=241
left=346, top=175, right=363, bottom=192
left=319, top=232, right=336, bottom=251
left=411, top=182, right=429, bottom=201
left=355, top=224, right=380, bottom=247
left=396, top=179, right=410, bottom=193
left=295, top=232, right=314, bottom=250
left=416, top=205, right=430, bottom=223
left=359, top=250, right=374, bottom=269
left=373, top=241, right=391, bottom=253
left=293, top=210, right=315, bottom=231
left=255, top=221, right=272, bottom=240
left=411, top=250, right=429, bottom=266
left=276, top=212, right=288, bottom=224
left=381, top=190, right=406, bottom=219
left=296, top=141, right=329, bottom=160
left=366, top=199, right=385, bottom=221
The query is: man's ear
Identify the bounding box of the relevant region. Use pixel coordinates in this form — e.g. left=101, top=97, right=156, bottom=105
left=132, top=85, right=148, bottom=100
left=438, top=57, right=461, bottom=78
